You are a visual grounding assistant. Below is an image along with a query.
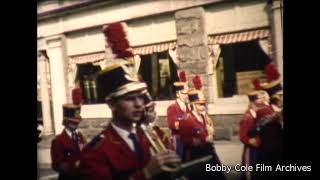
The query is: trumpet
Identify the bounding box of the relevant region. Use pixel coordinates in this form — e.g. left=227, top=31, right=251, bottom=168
left=140, top=124, right=181, bottom=173
left=139, top=90, right=187, bottom=179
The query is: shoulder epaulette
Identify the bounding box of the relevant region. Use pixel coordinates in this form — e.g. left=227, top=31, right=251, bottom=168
left=87, top=134, right=105, bottom=148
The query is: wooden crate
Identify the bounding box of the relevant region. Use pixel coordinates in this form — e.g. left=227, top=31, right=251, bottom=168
left=236, top=70, right=267, bottom=95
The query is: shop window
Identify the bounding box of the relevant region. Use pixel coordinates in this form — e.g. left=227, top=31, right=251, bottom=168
left=217, top=40, right=271, bottom=97
left=75, top=63, right=101, bottom=104
left=138, top=52, right=179, bottom=100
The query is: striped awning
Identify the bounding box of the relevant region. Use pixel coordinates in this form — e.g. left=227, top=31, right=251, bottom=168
left=133, top=41, right=176, bottom=55
left=69, top=29, right=269, bottom=64
left=69, top=51, right=105, bottom=64
left=208, top=29, right=270, bottom=45
left=69, top=41, right=177, bottom=64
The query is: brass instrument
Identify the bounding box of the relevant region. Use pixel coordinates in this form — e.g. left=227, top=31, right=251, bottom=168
left=201, top=111, right=216, bottom=144
left=140, top=124, right=181, bottom=173
left=140, top=123, right=213, bottom=180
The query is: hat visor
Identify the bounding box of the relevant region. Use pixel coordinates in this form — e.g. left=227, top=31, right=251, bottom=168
left=179, top=90, right=188, bottom=94
left=262, top=79, right=281, bottom=89
left=106, top=82, right=147, bottom=100
left=271, top=91, right=283, bottom=99
left=194, top=100, right=207, bottom=104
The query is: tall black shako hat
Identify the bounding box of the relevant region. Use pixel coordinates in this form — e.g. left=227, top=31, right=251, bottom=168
left=97, top=22, right=147, bottom=102
left=188, top=75, right=206, bottom=104
left=174, top=71, right=188, bottom=94
left=247, top=79, right=264, bottom=102
left=63, top=104, right=81, bottom=125
left=97, top=64, right=147, bottom=101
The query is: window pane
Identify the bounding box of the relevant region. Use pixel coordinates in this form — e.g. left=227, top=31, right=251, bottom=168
left=221, top=44, right=236, bottom=97
left=138, top=54, right=153, bottom=97
left=157, top=52, right=178, bottom=100
left=220, top=40, right=271, bottom=97
left=138, top=52, right=178, bottom=101
left=76, top=63, right=101, bottom=104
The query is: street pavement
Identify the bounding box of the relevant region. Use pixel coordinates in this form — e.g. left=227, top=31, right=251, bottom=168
left=215, top=137, right=243, bottom=180
left=38, top=136, right=243, bottom=180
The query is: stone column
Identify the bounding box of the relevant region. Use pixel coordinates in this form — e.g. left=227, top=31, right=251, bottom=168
left=175, top=7, right=213, bottom=103
left=38, top=51, right=53, bottom=136
left=270, top=0, right=283, bottom=82
left=46, top=35, right=69, bottom=134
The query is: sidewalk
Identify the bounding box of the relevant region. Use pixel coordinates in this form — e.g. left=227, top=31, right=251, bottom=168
left=215, top=137, right=243, bottom=180
left=38, top=137, right=243, bottom=180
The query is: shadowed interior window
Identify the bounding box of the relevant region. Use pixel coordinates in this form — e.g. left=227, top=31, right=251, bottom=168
left=138, top=51, right=179, bottom=100
left=219, top=40, right=271, bottom=97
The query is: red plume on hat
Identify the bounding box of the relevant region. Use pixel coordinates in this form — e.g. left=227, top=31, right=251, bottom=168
left=265, top=63, right=280, bottom=82
left=179, top=71, right=187, bottom=82
left=102, top=22, right=134, bottom=59
left=72, top=87, right=83, bottom=105
left=192, top=75, right=202, bottom=90
left=252, top=78, right=262, bottom=90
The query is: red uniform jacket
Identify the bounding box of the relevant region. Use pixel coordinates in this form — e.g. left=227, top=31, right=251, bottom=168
left=179, top=112, right=208, bottom=147
left=167, top=101, right=189, bottom=135
left=79, top=125, right=152, bottom=180
left=239, top=110, right=261, bottom=147
left=51, top=129, right=86, bottom=179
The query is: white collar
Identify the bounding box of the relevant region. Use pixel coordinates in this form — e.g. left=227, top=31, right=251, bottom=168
left=111, top=122, right=137, bottom=151
left=65, top=128, right=78, bottom=138
left=192, top=111, right=205, bottom=124
left=271, top=104, right=282, bottom=112
left=249, top=109, right=257, bottom=118
left=111, top=122, right=137, bottom=138
left=176, top=98, right=187, bottom=112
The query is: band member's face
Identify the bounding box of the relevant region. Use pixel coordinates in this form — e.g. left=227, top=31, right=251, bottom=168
left=258, top=91, right=270, bottom=103
left=195, top=103, right=206, bottom=112
left=273, top=94, right=283, bottom=109
left=144, top=102, right=156, bottom=124
left=66, top=120, right=80, bottom=131
left=111, top=91, right=145, bottom=122
left=178, top=92, right=188, bottom=103
left=249, top=102, right=257, bottom=110
left=254, top=98, right=264, bottom=105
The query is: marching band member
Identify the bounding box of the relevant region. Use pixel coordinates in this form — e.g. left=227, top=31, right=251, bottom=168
left=179, top=75, right=226, bottom=180
left=51, top=104, right=86, bottom=180
left=79, top=22, right=181, bottom=180
left=139, top=90, right=170, bottom=148
left=239, top=79, right=269, bottom=180
left=167, top=71, right=190, bottom=158
left=262, top=63, right=283, bottom=127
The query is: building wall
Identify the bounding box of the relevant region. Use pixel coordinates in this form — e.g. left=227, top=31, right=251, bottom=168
left=205, top=1, right=269, bottom=35
left=65, top=13, right=177, bottom=56
left=37, top=0, right=60, bottom=13
left=66, top=28, right=104, bottom=56
left=37, top=0, right=223, bottom=38
left=47, top=0, right=269, bottom=56
left=38, top=0, right=270, bottom=61
left=127, top=13, right=177, bottom=46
